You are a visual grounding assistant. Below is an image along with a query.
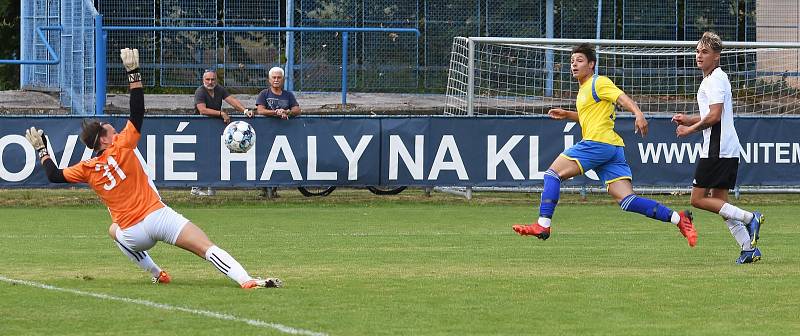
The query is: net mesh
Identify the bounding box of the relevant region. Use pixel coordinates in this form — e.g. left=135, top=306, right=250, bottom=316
left=296, top=0, right=359, bottom=90
left=446, top=38, right=800, bottom=116
left=361, top=1, right=419, bottom=90
left=99, top=0, right=157, bottom=87
left=222, top=0, right=281, bottom=88
left=159, top=0, right=217, bottom=87
left=423, top=1, right=481, bottom=91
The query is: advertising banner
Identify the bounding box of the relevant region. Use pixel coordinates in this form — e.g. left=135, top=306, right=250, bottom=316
left=2, top=116, right=798, bottom=187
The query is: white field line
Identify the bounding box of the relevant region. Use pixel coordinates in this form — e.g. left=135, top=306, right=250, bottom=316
left=0, top=275, right=327, bottom=336
left=0, top=235, right=93, bottom=239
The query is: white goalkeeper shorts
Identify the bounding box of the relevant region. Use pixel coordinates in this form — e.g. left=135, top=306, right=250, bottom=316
left=115, top=206, right=189, bottom=252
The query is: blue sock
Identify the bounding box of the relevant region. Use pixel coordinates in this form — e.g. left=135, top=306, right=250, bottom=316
left=619, top=194, right=673, bottom=223
left=539, top=169, right=561, bottom=218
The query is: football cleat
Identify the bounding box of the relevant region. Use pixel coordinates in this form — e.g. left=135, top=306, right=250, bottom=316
left=152, top=270, right=171, bottom=284
left=736, top=248, right=762, bottom=264
left=677, top=210, right=697, bottom=247
left=512, top=223, right=550, bottom=240
left=747, top=211, right=764, bottom=247
left=241, top=277, right=283, bottom=289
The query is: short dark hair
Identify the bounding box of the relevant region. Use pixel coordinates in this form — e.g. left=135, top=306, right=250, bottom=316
left=571, top=43, right=597, bottom=65
left=80, top=119, right=107, bottom=150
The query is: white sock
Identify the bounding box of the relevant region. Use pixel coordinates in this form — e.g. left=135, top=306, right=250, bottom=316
left=726, top=219, right=753, bottom=251
left=670, top=211, right=681, bottom=225
left=115, top=241, right=162, bottom=278
left=205, top=245, right=251, bottom=285
left=537, top=217, right=552, bottom=228
left=719, top=203, right=754, bottom=223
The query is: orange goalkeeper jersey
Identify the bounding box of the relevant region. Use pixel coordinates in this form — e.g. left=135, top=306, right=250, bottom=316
left=63, top=121, right=164, bottom=229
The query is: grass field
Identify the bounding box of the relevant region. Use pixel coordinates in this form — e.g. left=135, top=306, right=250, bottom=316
left=1, top=189, right=799, bottom=335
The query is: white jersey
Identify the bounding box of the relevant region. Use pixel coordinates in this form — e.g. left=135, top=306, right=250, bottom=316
left=697, top=67, right=740, bottom=159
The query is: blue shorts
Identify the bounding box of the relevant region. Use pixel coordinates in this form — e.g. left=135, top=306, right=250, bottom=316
left=560, top=140, right=632, bottom=185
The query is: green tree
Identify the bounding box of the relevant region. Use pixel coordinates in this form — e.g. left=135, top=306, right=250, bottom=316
left=0, top=0, right=20, bottom=90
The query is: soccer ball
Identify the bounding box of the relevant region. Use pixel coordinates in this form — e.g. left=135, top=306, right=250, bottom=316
left=223, top=121, right=255, bottom=153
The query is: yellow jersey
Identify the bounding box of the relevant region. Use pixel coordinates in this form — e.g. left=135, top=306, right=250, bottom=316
left=575, top=75, right=625, bottom=146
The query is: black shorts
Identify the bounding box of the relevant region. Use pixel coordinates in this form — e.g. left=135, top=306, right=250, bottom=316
left=693, top=158, right=739, bottom=189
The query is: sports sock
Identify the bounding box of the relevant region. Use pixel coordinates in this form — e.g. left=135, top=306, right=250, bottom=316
left=670, top=211, right=681, bottom=225
left=619, top=195, right=674, bottom=223
left=537, top=217, right=552, bottom=228
left=205, top=245, right=251, bottom=285
left=726, top=219, right=753, bottom=251
left=538, top=169, right=561, bottom=226
left=114, top=240, right=162, bottom=278
left=719, top=203, right=754, bottom=223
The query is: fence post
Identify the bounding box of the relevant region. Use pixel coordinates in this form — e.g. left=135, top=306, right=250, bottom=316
left=596, top=0, right=603, bottom=39
left=95, top=14, right=106, bottom=116
left=20, top=0, right=28, bottom=88
left=341, top=31, right=348, bottom=106
left=594, top=0, right=602, bottom=74
left=285, top=0, right=295, bottom=91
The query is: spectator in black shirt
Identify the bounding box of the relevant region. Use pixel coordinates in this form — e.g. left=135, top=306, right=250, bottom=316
left=192, top=69, right=252, bottom=196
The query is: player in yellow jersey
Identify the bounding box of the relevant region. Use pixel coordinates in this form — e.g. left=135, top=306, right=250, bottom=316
left=513, top=43, right=697, bottom=247
left=23, top=48, right=281, bottom=289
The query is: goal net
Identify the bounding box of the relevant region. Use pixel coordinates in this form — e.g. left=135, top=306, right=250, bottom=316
left=445, top=37, right=800, bottom=116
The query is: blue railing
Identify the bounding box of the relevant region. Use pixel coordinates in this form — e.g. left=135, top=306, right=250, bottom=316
left=97, top=25, right=421, bottom=115
left=0, top=26, right=61, bottom=65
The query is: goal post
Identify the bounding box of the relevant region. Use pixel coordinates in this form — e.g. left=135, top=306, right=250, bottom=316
left=445, top=37, right=800, bottom=117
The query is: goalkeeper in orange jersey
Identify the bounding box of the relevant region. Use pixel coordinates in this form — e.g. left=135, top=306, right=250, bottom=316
left=23, top=48, right=281, bottom=289
left=513, top=43, right=697, bottom=248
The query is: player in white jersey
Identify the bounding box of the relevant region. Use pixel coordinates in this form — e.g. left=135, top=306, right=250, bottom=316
left=672, top=32, right=764, bottom=264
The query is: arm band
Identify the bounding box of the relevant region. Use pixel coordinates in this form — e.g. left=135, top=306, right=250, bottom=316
left=127, top=69, right=142, bottom=83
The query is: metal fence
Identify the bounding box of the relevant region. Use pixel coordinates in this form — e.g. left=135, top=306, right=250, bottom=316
left=20, top=0, right=97, bottom=115
left=222, top=0, right=282, bottom=88
left=20, top=0, right=60, bottom=91
left=296, top=0, right=359, bottom=90
left=97, top=0, right=156, bottom=87
left=19, top=0, right=798, bottom=114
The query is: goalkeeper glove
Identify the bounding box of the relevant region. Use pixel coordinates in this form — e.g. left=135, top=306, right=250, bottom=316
left=120, top=48, right=141, bottom=83
left=24, top=127, right=49, bottom=159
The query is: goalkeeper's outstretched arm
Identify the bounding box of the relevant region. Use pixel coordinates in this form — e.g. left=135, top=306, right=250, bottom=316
left=129, top=86, right=144, bottom=132
left=121, top=48, right=144, bottom=132
left=24, top=127, right=67, bottom=183
left=42, top=157, right=67, bottom=183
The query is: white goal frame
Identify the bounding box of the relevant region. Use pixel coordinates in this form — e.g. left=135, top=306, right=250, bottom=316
left=443, top=37, right=800, bottom=196
left=449, top=37, right=800, bottom=116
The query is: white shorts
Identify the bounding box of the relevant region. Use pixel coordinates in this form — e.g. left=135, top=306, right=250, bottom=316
left=115, top=206, right=189, bottom=252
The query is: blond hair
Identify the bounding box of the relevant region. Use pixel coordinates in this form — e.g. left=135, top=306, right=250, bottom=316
left=698, top=32, right=723, bottom=53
